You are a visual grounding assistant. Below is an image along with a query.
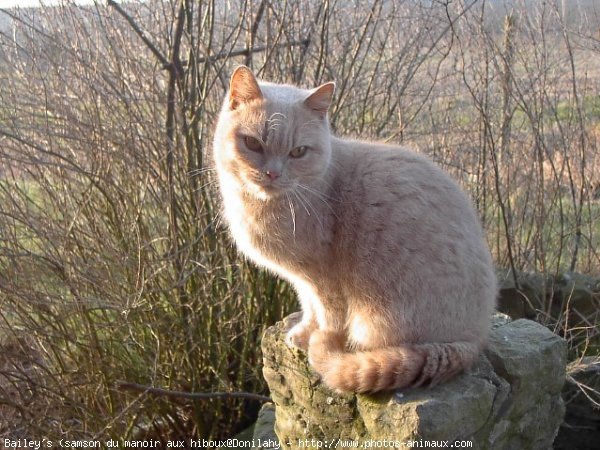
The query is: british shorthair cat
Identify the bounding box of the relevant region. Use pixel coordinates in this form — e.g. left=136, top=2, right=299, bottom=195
left=213, top=66, right=497, bottom=393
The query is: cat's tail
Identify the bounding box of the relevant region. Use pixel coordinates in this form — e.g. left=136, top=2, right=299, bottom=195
left=307, top=330, right=481, bottom=393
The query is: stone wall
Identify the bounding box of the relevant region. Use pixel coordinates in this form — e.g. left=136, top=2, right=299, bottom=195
left=256, top=313, right=567, bottom=450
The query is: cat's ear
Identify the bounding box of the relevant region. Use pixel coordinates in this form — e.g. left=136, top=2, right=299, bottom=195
left=304, top=82, right=335, bottom=117
left=229, top=66, right=263, bottom=110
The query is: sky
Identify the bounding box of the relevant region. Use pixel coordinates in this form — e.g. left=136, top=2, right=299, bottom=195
left=0, top=0, right=107, bottom=8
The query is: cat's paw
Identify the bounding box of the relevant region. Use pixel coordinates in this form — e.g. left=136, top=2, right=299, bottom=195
left=285, top=323, right=314, bottom=350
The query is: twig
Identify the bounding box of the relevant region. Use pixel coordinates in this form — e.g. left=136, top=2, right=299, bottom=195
left=107, top=0, right=307, bottom=70
left=566, top=375, right=600, bottom=408
left=202, top=40, right=310, bottom=65
left=116, top=381, right=272, bottom=403
left=106, top=0, right=169, bottom=67
left=245, top=0, right=266, bottom=66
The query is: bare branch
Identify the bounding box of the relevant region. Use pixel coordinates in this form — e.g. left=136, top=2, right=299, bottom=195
left=107, top=0, right=169, bottom=67
left=116, top=381, right=272, bottom=403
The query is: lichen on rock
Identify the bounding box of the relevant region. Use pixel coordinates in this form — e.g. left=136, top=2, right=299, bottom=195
left=257, top=313, right=567, bottom=450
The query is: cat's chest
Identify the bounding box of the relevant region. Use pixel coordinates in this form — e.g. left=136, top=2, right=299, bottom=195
left=222, top=192, right=327, bottom=274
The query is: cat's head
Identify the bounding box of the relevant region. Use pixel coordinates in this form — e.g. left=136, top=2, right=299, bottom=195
left=214, top=66, right=335, bottom=201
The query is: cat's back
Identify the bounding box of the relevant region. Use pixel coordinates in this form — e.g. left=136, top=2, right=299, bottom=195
left=329, top=137, right=495, bottom=345
left=329, top=137, right=492, bottom=279
left=331, top=137, right=480, bottom=230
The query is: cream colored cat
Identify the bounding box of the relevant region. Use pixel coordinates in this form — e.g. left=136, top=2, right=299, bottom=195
left=213, top=66, right=497, bottom=393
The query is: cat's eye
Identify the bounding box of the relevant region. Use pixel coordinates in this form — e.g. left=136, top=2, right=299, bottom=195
left=244, top=136, right=263, bottom=153
left=289, top=146, right=308, bottom=158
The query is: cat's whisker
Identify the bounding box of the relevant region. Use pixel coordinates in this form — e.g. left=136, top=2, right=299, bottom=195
left=299, top=183, right=340, bottom=202
left=268, top=112, right=287, bottom=122
left=294, top=189, right=325, bottom=232
left=297, top=184, right=339, bottom=219
left=192, top=180, right=218, bottom=193
left=213, top=212, right=225, bottom=230
left=286, top=192, right=297, bottom=238
left=292, top=190, right=311, bottom=217
left=188, top=167, right=216, bottom=176
left=207, top=204, right=226, bottom=231
left=267, top=113, right=287, bottom=132
left=268, top=119, right=285, bottom=131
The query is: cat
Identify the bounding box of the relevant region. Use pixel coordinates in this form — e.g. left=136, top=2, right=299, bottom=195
left=212, top=66, right=497, bottom=393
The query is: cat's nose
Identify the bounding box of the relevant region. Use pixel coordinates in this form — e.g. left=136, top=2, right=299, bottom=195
left=265, top=170, right=281, bottom=181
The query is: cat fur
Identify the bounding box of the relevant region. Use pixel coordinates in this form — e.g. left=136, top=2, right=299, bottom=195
left=212, top=66, right=497, bottom=393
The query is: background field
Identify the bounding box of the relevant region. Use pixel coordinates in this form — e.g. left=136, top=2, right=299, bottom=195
left=0, top=0, right=599, bottom=441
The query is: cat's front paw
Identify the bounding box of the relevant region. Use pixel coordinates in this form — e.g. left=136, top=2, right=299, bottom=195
left=285, top=322, right=315, bottom=350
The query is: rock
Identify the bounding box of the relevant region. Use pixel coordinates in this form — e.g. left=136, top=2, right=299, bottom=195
left=554, top=272, right=599, bottom=309
left=252, top=403, right=279, bottom=449
left=496, top=270, right=549, bottom=319
left=554, top=357, right=600, bottom=450
left=496, top=270, right=600, bottom=352
left=261, top=313, right=567, bottom=450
